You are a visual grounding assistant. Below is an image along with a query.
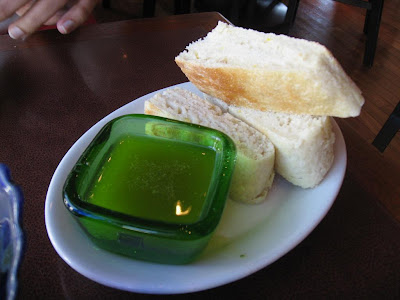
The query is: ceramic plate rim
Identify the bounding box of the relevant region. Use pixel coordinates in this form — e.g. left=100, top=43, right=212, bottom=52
left=45, top=82, right=347, bottom=294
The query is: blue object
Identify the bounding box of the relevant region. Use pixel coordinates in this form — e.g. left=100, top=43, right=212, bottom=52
left=0, top=164, right=24, bottom=300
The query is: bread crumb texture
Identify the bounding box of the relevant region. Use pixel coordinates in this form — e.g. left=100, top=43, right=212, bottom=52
left=144, top=88, right=276, bottom=204
left=205, top=94, right=336, bottom=188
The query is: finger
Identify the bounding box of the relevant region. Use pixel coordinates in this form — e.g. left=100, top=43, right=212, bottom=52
left=16, top=1, right=64, bottom=26
left=43, top=9, right=66, bottom=25
left=15, top=1, right=34, bottom=16
left=0, top=0, right=31, bottom=21
left=57, top=0, right=98, bottom=34
left=8, top=0, right=68, bottom=39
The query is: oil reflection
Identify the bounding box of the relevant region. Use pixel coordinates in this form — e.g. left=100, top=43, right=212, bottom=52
left=175, top=200, right=191, bottom=216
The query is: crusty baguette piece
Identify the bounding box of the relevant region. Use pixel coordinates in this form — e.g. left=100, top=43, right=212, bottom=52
left=205, top=95, right=335, bottom=188
left=144, top=88, right=275, bottom=204
left=175, top=22, right=364, bottom=118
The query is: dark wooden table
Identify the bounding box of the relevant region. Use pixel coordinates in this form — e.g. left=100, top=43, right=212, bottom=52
left=1, top=12, right=399, bottom=299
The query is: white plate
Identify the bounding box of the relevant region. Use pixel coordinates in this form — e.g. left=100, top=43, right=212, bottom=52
left=45, top=82, right=346, bottom=294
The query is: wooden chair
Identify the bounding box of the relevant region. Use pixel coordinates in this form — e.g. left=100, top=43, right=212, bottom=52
left=102, top=0, right=191, bottom=18
left=143, top=0, right=191, bottom=17
left=372, top=102, right=400, bottom=152
left=195, top=0, right=300, bottom=34
left=335, top=0, right=385, bottom=67
left=103, top=1, right=299, bottom=34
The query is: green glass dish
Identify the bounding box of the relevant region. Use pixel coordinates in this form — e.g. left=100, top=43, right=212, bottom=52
left=63, top=114, right=236, bottom=264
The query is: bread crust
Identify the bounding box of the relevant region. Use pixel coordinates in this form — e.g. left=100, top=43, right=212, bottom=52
left=175, top=59, right=363, bottom=118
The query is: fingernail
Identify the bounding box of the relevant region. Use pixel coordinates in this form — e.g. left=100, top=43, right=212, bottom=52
left=8, top=26, right=26, bottom=40
left=59, top=20, right=75, bottom=34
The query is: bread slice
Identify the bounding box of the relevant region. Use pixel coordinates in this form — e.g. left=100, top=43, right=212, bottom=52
left=144, top=88, right=276, bottom=204
left=205, top=95, right=335, bottom=188
left=175, top=22, right=364, bottom=118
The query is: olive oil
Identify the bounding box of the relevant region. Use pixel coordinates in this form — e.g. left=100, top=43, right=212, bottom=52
left=85, top=135, right=216, bottom=224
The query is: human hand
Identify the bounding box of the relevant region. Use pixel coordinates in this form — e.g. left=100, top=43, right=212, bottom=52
left=0, top=0, right=100, bottom=40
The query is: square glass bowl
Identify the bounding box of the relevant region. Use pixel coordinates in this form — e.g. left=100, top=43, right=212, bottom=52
left=63, top=114, right=236, bottom=264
